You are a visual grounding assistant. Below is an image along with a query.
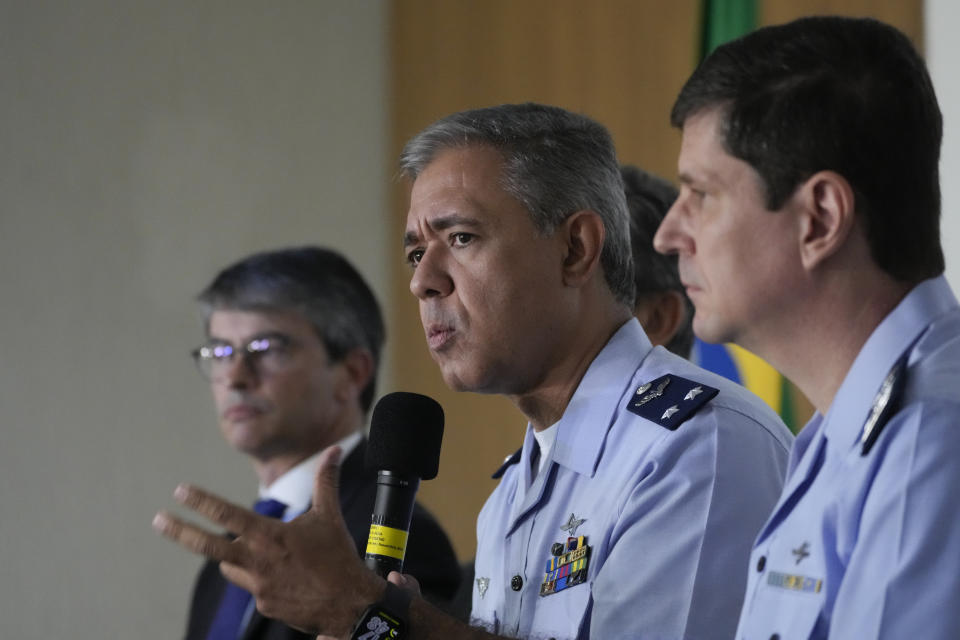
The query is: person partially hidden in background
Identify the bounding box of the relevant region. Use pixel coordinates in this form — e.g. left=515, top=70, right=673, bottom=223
left=623, top=164, right=694, bottom=359
left=183, top=246, right=459, bottom=640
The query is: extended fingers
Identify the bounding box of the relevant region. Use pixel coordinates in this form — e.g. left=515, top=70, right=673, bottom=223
left=173, top=483, right=263, bottom=535
left=220, top=561, right=256, bottom=593
left=152, top=510, right=246, bottom=565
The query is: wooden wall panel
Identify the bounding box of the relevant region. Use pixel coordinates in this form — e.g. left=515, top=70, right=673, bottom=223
left=764, top=1, right=922, bottom=45
left=388, top=0, right=922, bottom=561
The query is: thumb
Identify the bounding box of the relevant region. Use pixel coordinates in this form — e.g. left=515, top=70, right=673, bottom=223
left=311, top=444, right=343, bottom=512
left=387, top=571, right=423, bottom=597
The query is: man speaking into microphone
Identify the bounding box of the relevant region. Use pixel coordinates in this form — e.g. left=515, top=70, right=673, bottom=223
left=155, top=104, right=792, bottom=639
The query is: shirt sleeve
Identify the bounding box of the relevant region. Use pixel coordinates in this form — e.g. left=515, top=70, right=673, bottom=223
left=590, top=406, right=788, bottom=640
left=828, top=401, right=960, bottom=639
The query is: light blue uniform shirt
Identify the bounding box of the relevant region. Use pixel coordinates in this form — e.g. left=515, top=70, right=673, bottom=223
left=472, top=319, right=793, bottom=639
left=736, top=275, right=960, bottom=639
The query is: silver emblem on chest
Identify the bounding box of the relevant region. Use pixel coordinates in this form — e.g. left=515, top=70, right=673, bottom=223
left=476, top=576, right=490, bottom=599
left=560, top=512, right=586, bottom=536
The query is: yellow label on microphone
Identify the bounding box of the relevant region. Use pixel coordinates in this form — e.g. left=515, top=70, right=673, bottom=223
left=365, top=524, right=409, bottom=560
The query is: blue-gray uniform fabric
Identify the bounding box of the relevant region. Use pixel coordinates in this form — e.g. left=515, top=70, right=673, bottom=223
left=736, top=275, right=960, bottom=640
left=471, top=319, right=794, bottom=640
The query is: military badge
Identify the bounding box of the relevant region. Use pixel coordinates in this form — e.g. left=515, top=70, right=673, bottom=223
left=860, top=352, right=908, bottom=456
left=767, top=571, right=822, bottom=594
left=476, top=576, right=490, bottom=599
left=560, top=512, right=586, bottom=536
left=627, top=373, right=719, bottom=430
left=792, top=541, right=810, bottom=565
left=540, top=535, right=591, bottom=596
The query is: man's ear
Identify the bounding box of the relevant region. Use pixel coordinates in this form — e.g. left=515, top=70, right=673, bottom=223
left=561, top=210, right=605, bottom=288
left=335, top=348, right=375, bottom=404
left=796, top=170, right=857, bottom=271
left=634, top=291, right=687, bottom=349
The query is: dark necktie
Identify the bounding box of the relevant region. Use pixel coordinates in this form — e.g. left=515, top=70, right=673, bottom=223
left=529, top=439, right=541, bottom=489
left=204, top=498, right=287, bottom=640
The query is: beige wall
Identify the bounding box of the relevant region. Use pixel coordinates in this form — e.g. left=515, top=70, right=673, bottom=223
left=0, top=2, right=388, bottom=637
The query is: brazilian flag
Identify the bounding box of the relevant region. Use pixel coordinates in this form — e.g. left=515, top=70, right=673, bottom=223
left=699, top=0, right=756, bottom=57
left=690, top=0, right=808, bottom=433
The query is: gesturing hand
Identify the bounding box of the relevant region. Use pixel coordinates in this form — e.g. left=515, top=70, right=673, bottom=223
left=153, top=445, right=383, bottom=636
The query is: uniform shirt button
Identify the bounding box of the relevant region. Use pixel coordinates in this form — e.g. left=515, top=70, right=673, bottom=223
left=770, top=635, right=780, bottom=640
left=511, top=575, right=523, bottom=591
left=756, top=556, right=766, bottom=572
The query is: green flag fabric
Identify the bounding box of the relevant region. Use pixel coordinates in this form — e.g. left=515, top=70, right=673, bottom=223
left=690, top=0, right=811, bottom=433
left=700, top=0, right=757, bottom=57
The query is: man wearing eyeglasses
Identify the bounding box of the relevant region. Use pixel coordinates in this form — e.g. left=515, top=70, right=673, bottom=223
left=183, top=246, right=460, bottom=640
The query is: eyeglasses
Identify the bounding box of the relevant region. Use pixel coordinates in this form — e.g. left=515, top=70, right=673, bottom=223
left=191, top=334, right=296, bottom=381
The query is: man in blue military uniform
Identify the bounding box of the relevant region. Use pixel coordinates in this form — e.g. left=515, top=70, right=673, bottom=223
left=448, top=163, right=698, bottom=624
left=470, top=320, right=790, bottom=639
left=655, top=16, right=960, bottom=639
left=155, top=103, right=792, bottom=639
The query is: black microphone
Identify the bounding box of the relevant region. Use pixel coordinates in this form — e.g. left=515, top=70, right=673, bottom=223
left=364, top=392, right=444, bottom=578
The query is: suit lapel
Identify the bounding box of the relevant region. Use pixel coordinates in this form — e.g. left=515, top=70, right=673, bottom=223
left=338, top=440, right=368, bottom=507
left=236, top=445, right=370, bottom=640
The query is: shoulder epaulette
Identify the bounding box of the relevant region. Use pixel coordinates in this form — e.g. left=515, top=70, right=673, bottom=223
left=492, top=447, right=522, bottom=479
left=861, top=352, right=909, bottom=456
left=626, top=373, right=719, bottom=430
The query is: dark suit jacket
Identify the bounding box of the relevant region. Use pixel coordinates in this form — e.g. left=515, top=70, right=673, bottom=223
left=184, top=440, right=460, bottom=640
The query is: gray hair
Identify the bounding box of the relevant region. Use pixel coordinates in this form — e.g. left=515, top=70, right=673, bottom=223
left=197, top=246, right=385, bottom=412
left=399, top=103, right=635, bottom=306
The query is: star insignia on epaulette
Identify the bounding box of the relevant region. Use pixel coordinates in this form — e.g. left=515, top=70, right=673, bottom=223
left=626, top=373, right=719, bottom=430
left=684, top=386, right=703, bottom=401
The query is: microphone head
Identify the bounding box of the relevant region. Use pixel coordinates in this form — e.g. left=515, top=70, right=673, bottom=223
left=366, top=392, right=444, bottom=480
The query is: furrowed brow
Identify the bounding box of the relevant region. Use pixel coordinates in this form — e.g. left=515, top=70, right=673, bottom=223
left=402, top=214, right=481, bottom=248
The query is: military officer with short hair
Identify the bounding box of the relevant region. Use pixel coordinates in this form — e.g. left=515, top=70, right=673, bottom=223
left=655, top=16, right=960, bottom=639
left=156, top=103, right=793, bottom=640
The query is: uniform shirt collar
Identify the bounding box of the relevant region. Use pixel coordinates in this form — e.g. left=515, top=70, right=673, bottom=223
left=542, top=318, right=653, bottom=477
left=532, top=423, right=558, bottom=475
left=820, top=275, right=958, bottom=450
left=259, top=430, right=363, bottom=520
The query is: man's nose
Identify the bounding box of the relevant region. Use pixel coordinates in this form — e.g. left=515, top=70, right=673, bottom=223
left=409, top=247, right=453, bottom=300
left=219, top=353, right=257, bottom=389
left=653, top=199, right=692, bottom=256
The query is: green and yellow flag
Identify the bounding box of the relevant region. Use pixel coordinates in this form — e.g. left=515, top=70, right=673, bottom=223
left=689, top=0, right=812, bottom=432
